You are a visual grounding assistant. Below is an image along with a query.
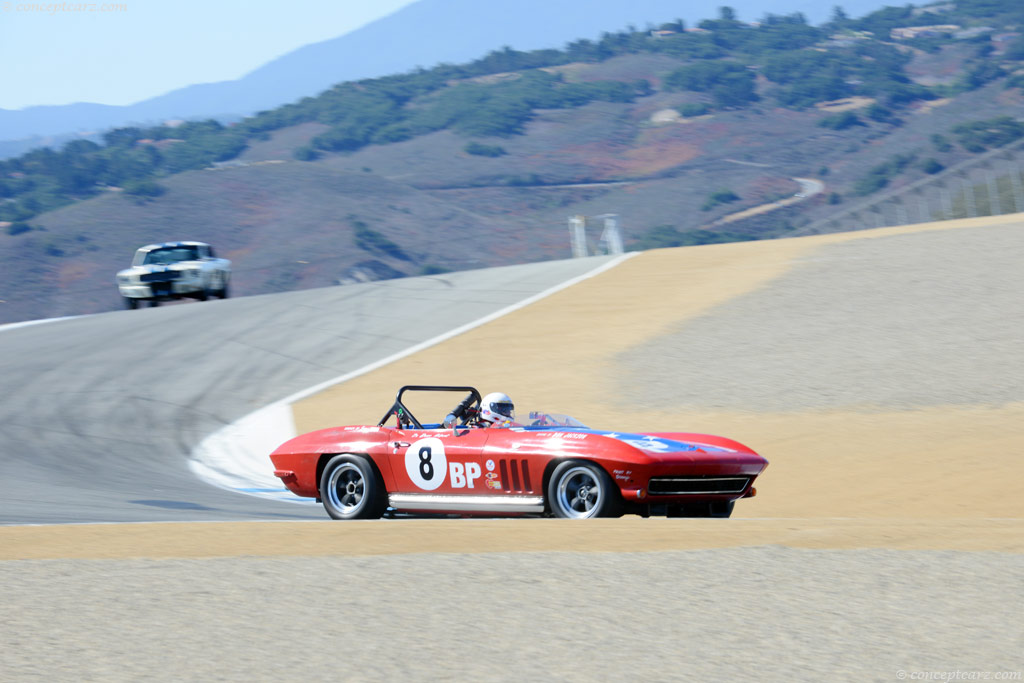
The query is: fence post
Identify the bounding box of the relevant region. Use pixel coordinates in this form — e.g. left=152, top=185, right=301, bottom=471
left=986, top=166, right=1001, bottom=215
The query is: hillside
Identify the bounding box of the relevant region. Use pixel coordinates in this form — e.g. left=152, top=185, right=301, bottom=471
left=2, top=0, right=1024, bottom=324
left=0, top=0, right=894, bottom=149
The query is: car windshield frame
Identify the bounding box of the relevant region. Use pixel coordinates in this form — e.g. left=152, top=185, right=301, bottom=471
left=137, top=246, right=201, bottom=266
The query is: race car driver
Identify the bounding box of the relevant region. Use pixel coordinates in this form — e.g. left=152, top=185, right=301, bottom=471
left=477, top=392, right=516, bottom=428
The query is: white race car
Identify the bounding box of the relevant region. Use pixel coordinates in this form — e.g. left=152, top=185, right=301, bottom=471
left=116, top=241, right=231, bottom=309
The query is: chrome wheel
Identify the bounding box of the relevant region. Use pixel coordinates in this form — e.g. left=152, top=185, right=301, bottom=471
left=319, top=454, right=385, bottom=520
left=548, top=460, right=620, bottom=519
left=327, top=462, right=365, bottom=514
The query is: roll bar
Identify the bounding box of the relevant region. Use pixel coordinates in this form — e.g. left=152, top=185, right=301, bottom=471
left=377, top=385, right=482, bottom=430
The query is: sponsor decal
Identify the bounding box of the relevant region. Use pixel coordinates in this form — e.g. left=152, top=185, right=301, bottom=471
left=621, top=437, right=675, bottom=453
left=449, top=461, right=482, bottom=489
left=403, top=439, right=483, bottom=490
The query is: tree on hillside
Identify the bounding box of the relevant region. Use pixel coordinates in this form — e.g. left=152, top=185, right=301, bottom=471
left=664, top=61, right=758, bottom=108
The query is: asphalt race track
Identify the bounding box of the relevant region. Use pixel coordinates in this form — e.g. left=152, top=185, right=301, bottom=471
left=2, top=218, right=1022, bottom=681
left=0, top=255, right=619, bottom=524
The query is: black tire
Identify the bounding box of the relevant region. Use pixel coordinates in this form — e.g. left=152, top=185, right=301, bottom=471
left=319, top=454, right=386, bottom=520
left=212, top=272, right=229, bottom=299
left=124, top=297, right=139, bottom=310
left=196, top=288, right=208, bottom=302
left=547, top=459, right=621, bottom=519
left=148, top=299, right=160, bottom=307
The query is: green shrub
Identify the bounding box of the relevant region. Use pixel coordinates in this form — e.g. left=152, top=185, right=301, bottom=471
left=818, top=111, right=863, bottom=130
left=952, top=117, right=1024, bottom=152
left=420, top=264, right=452, bottom=275
left=866, top=103, right=899, bottom=125
left=293, top=145, right=320, bottom=161
left=853, top=153, right=915, bottom=196
left=633, top=224, right=747, bottom=249
left=5, top=221, right=33, bottom=236
left=464, top=142, right=507, bottom=157
left=676, top=102, right=709, bottom=117
left=931, top=134, right=952, bottom=152
left=701, top=189, right=740, bottom=211
left=352, top=220, right=411, bottom=262
left=122, top=179, right=166, bottom=198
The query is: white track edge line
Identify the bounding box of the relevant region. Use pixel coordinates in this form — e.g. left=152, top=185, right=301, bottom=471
left=275, top=252, right=639, bottom=408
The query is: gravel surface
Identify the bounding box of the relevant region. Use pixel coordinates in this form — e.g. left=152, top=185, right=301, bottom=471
left=2, top=547, right=1021, bottom=681
left=617, top=224, right=1024, bottom=411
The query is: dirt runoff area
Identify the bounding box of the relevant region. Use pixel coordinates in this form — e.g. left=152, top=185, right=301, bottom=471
left=288, top=212, right=1024, bottom=530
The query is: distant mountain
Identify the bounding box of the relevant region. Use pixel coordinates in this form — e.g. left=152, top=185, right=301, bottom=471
left=0, top=0, right=890, bottom=151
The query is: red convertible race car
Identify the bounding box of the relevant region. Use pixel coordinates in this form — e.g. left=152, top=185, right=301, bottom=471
left=270, top=385, right=768, bottom=520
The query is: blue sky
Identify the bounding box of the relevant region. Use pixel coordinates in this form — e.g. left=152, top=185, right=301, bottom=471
left=0, top=0, right=895, bottom=112
left=0, top=0, right=416, bottom=110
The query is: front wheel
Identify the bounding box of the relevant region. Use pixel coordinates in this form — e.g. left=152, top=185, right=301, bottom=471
left=124, top=297, right=139, bottom=310
left=547, top=460, right=621, bottom=519
left=319, top=454, right=386, bottom=520
left=213, top=272, right=230, bottom=298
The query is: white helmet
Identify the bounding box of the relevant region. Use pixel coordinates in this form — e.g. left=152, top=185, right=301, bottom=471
left=479, top=392, right=515, bottom=426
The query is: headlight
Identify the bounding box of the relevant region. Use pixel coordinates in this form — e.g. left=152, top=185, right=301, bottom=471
left=117, top=275, right=131, bottom=283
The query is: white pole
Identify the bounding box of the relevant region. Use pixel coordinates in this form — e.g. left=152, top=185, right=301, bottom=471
left=569, top=215, right=588, bottom=258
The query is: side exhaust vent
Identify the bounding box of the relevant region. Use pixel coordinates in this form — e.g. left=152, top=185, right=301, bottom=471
left=498, top=459, right=533, bottom=493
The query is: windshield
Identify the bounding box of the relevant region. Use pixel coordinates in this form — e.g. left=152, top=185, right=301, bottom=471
left=139, top=246, right=200, bottom=266
left=524, top=412, right=589, bottom=428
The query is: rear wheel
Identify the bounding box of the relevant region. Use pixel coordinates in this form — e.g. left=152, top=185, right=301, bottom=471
left=547, top=460, right=621, bottom=519
left=319, top=454, right=386, bottom=520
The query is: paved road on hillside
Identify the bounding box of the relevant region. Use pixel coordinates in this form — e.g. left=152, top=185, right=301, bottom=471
left=0, top=256, right=617, bottom=524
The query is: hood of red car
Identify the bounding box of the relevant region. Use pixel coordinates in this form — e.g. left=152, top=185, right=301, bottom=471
left=517, top=427, right=767, bottom=468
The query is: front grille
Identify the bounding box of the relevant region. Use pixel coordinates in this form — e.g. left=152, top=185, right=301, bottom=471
left=648, top=475, right=750, bottom=495
left=141, top=271, right=181, bottom=282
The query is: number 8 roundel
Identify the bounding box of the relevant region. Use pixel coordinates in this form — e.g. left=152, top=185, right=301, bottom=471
left=404, top=438, right=447, bottom=490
